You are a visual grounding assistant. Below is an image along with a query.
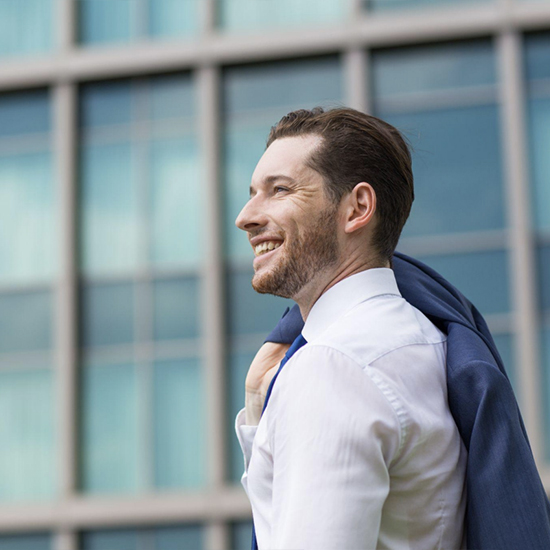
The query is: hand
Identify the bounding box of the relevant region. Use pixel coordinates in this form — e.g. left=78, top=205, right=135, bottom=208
left=245, top=342, right=290, bottom=426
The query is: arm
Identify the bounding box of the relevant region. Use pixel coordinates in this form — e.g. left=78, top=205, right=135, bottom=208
left=266, top=345, right=401, bottom=549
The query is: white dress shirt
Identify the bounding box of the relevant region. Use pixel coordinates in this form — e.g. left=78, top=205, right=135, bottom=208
left=235, top=268, right=467, bottom=550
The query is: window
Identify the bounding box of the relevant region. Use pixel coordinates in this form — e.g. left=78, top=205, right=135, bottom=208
left=78, top=75, right=205, bottom=494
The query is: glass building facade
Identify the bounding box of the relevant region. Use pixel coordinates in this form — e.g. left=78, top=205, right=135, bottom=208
left=0, top=0, right=549, bottom=548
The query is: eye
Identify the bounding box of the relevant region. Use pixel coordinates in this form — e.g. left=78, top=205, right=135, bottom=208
left=274, top=186, right=289, bottom=194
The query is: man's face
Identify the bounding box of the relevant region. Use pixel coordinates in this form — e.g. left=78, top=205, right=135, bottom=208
left=235, top=135, right=341, bottom=299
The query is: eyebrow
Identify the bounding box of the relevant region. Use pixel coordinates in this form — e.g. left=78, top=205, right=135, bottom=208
left=249, top=175, right=296, bottom=196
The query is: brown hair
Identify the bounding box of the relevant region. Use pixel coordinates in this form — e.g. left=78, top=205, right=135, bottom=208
left=266, top=107, right=414, bottom=262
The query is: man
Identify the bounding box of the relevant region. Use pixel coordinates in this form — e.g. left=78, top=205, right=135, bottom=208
left=234, top=107, right=467, bottom=549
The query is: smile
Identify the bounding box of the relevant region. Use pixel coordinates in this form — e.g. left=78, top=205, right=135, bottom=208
left=254, top=241, right=283, bottom=256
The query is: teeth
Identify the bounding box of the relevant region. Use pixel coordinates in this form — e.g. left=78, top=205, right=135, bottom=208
left=254, top=241, right=282, bottom=256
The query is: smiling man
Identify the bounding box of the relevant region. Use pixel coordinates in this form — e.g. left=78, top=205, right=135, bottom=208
left=234, top=108, right=467, bottom=549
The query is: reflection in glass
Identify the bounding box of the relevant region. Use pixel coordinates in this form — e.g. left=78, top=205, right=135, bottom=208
left=0, top=291, right=52, bottom=353
left=81, top=364, right=139, bottom=493
left=80, top=283, right=134, bottom=347
left=0, top=0, right=52, bottom=57
left=153, top=278, right=199, bottom=341
left=0, top=153, right=55, bottom=284
left=80, top=81, right=132, bottom=128
left=78, top=0, right=137, bottom=45
left=150, top=138, right=202, bottom=268
left=80, top=143, right=139, bottom=275
left=368, top=0, right=485, bottom=12
left=81, top=529, right=138, bottom=550
left=149, top=0, right=199, bottom=38
left=231, top=522, right=254, bottom=550
left=153, top=359, right=205, bottom=489
left=219, top=0, right=348, bottom=32
left=0, top=369, right=55, bottom=502
left=417, top=250, right=510, bottom=315
left=525, top=33, right=550, bottom=82
left=0, top=89, right=51, bottom=136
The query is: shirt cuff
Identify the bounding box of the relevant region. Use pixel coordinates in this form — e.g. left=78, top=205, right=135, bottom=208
left=235, top=408, right=258, bottom=471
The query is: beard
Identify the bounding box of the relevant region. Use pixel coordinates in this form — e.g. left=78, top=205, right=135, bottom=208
left=251, top=204, right=339, bottom=299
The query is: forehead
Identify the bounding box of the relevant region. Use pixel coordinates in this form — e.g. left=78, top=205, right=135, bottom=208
left=251, top=134, right=323, bottom=185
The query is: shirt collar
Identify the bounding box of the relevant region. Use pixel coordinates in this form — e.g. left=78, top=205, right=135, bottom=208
left=302, top=268, right=401, bottom=343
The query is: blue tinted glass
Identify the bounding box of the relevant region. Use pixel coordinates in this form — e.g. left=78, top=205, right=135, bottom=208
left=225, top=57, right=342, bottom=114
left=528, top=98, right=550, bottom=230
left=525, top=33, right=550, bottom=82
left=150, top=75, right=195, bottom=121
left=231, top=522, right=253, bottom=550
left=369, top=0, right=486, bottom=13
left=492, top=333, right=516, bottom=397
left=227, top=352, right=254, bottom=482
left=155, top=525, right=203, bottom=550
left=219, top=0, right=348, bottom=31
left=0, top=152, right=56, bottom=284
left=80, top=530, right=138, bottom=550
left=0, top=0, right=52, bottom=57
left=0, top=291, right=52, bottom=353
left=0, top=370, right=55, bottom=502
left=80, top=283, right=134, bottom=347
left=153, top=277, right=199, bottom=341
left=81, top=364, right=139, bottom=493
left=227, top=269, right=292, bottom=336
left=540, top=327, right=550, bottom=460
left=80, top=81, right=132, bottom=128
left=372, top=41, right=495, bottom=98
left=149, top=0, right=199, bottom=38
left=80, top=143, right=139, bottom=275
left=382, top=105, right=505, bottom=237
left=537, top=245, right=550, bottom=312
left=416, top=250, right=510, bottom=315
left=0, top=90, right=50, bottom=136
left=0, top=533, right=51, bottom=550
left=224, top=57, right=342, bottom=260
left=153, top=359, right=205, bottom=489
left=150, top=138, right=202, bottom=268
left=78, top=0, right=137, bottom=45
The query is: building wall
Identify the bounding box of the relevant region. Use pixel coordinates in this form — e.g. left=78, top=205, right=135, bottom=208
left=0, top=0, right=549, bottom=548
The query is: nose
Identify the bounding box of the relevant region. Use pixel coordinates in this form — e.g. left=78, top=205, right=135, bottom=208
left=235, top=195, right=267, bottom=232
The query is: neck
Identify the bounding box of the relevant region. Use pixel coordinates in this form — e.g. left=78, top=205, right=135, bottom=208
left=294, top=254, right=389, bottom=320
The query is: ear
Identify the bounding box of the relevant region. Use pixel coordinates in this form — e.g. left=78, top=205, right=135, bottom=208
left=343, top=182, right=377, bottom=234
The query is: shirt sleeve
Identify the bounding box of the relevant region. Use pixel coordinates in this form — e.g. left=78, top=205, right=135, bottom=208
left=265, top=344, right=402, bottom=550
left=235, top=408, right=257, bottom=495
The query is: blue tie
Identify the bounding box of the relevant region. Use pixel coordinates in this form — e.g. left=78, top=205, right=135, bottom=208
left=252, top=333, right=307, bottom=550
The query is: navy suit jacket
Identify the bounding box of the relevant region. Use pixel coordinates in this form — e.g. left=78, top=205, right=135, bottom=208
left=265, top=252, right=550, bottom=549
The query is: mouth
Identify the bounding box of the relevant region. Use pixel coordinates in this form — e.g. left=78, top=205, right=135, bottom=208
left=253, top=240, right=283, bottom=257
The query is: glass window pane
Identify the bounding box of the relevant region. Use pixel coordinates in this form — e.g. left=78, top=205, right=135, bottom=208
left=224, top=57, right=343, bottom=260
left=154, top=525, right=203, bottom=550
left=525, top=33, right=550, bottom=82
left=219, top=0, right=349, bottom=32
left=227, top=352, right=254, bottom=482
left=0, top=369, right=55, bottom=502
left=231, top=522, right=253, bottom=550
left=153, top=359, right=205, bottom=489
left=0, top=90, right=51, bottom=136
left=417, top=250, right=510, bottom=315
left=80, top=143, right=139, bottom=275
left=0, top=0, right=52, bottom=57
left=80, top=81, right=132, bottom=128
left=527, top=98, right=550, bottom=231
left=150, top=138, right=202, bottom=268
left=80, top=282, right=134, bottom=347
left=0, top=291, right=52, bottom=353
left=540, top=327, right=550, bottom=460
left=372, top=41, right=496, bottom=98
left=0, top=153, right=56, bottom=284
left=386, top=106, right=504, bottom=237
left=150, top=75, right=195, bottom=121
left=368, top=0, right=488, bottom=12
left=537, top=245, right=550, bottom=312
left=153, top=277, right=199, bottom=341
left=227, top=269, right=292, bottom=337
left=149, top=0, right=199, bottom=38
left=78, top=0, right=137, bottom=45
left=80, top=530, right=138, bottom=550
left=0, top=533, right=51, bottom=550
left=81, top=364, right=139, bottom=493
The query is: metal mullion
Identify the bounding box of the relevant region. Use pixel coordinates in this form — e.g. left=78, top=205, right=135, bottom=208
left=202, top=0, right=218, bottom=35
left=198, top=64, right=230, bottom=550
left=57, top=0, right=76, bottom=51
left=344, top=48, right=368, bottom=112
left=54, top=530, right=78, bottom=550
left=498, top=30, right=544, bottom=466
left=53, top=80, right=78, bottom=550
